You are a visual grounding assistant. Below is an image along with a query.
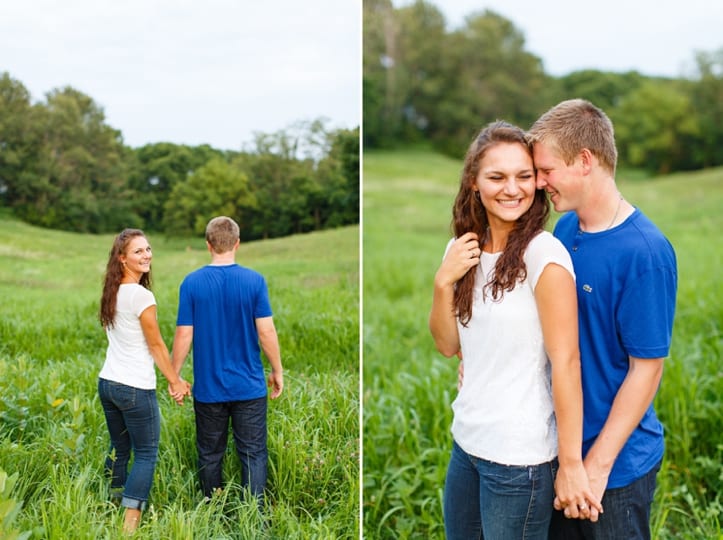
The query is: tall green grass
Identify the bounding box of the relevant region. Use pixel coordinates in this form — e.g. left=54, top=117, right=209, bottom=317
left=362, top=148, right=722, bottom=539
left=0, top=215, right=360, bottom=539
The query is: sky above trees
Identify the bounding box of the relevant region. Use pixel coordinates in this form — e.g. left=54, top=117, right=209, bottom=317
left=394, top=0, right=723, bottom=77
left=0, top=0, right=361, bottom=150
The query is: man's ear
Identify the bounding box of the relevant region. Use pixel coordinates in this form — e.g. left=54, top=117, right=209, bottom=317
left=579, top=148, right=594, bottom=174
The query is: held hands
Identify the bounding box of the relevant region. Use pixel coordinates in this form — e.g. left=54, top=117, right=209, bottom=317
left=168, top=378, right=192, bottom=405
left=555, top=457, right=610, bottom=522
left=435, top=232, right=481, bottom=288
left=268, top=370, right=283, bottom=399
left=553, top=461, right=604, bottom=522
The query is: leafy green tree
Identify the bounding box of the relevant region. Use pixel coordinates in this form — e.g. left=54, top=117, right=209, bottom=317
left=363, top=0, right=403, bottom=148
left=613, top=81, right=699, bottom=174
left=163, top=157, right=256, bottom=237
left=234, top=119, right=346, bottom=239
left=16, top=86, right=136, bottom=232
left=0, top=73, right=43, bottom=210
left=391, top=1, right=448, bottom=142
left=362, top=3, right=553, bottom=151
left=235, top=151, right=311, bottom=239
left=128, top=142, right=225, bottom=231
left=556, top=69, right=645, bottom=111
left=430, top=10, right=547, bottom=156
left=317, top=127, right=360, bottom=227
left=688, top=48, right=723, bottom=168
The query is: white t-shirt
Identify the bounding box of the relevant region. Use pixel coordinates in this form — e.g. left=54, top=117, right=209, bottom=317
left=449, top=231, right=575, bottom=465
left=99, top=283, right=157, bottom=390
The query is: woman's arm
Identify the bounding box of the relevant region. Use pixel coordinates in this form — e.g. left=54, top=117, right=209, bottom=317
left=140, top=305, right=190, bottom=401
left=535, top=263, right=601, bottom=520
left=429, top=232, right=480, bottom=357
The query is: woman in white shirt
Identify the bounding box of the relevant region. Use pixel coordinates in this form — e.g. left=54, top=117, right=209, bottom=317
left=429, top=121, right=601, bottom=539
left=98, top=229, right=190, bottom=533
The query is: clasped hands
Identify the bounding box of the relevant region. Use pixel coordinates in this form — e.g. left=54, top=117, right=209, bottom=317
left=553, top=461, right=604, bottom=522
left=168, top=378, right=192, bottom=405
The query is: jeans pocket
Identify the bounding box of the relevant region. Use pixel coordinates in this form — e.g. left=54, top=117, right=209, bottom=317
left=110, top=383, right=137, bottom=410
left=480, top=462, right=531, bottom=496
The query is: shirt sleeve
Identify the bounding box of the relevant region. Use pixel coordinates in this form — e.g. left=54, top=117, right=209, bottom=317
left=253, top=275, right=273, bottom=319
left=618, top=265, right=677, bottom=358
left=176, top=279, right=193, bottom=326
left=130, top=286, right=156, bottom=317
left=442, top=237, right=455, bottom=259
left=525, top=231, right=575, bottom=290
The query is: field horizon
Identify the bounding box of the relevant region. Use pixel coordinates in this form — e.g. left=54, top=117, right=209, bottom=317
left=0, top=215, right=360, bottom=539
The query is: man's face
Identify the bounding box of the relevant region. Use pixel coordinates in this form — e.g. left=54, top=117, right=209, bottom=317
left=532, top=141, right=581, bottom=213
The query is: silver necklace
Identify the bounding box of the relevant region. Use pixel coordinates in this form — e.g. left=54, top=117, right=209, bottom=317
left=580, top=193, right=623, bottom=233
left=606, top=194, right=624, bottom=230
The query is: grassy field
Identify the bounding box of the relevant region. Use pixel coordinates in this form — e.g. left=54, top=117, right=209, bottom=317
left=362, top=148, right=722, bottom=539
left=0, top=215, right=360, bottom=539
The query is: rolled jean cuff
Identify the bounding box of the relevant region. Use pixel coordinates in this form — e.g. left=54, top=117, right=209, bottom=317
left=121, top=496, right=147, bottom=511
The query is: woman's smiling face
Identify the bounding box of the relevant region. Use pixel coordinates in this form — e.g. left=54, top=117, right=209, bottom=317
left=120, top=236, right=152, bottom=276
left=473, top=141, right=536, bottom=226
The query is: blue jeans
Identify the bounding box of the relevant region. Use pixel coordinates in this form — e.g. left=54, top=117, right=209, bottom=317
left=444, top=440, right=556, bottom=540
left=194, top=397, right=268, bottom=500
left=548, top=460, right=661, bottom=539
left=98, top=378, right=160, bottom=510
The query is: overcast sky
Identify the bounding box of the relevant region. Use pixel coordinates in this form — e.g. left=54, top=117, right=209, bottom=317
left=395, top=0, right=723, bottom=78
left=0, top=0, right=361, bottom=150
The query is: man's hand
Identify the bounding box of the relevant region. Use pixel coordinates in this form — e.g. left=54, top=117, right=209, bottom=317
left=268, top=370, right=284, bottom=399
left=168, top=378, right=192, bottom=405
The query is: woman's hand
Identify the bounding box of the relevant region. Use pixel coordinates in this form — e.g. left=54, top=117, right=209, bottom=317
left=435, top=232, right=481, bottom=288
left=168, top=378, right=192, bottom=405
left=553, top=460, right=603, bottom=521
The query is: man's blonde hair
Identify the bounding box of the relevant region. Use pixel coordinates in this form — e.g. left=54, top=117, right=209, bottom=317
left=528, top=98, right=618, bottom=175
left=205, top=216, right=240, bottom=253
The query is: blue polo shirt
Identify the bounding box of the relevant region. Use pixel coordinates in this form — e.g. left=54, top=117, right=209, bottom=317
left=176, top=264, right=273, bottom=403
left=554, top=209, right=677, bottom=488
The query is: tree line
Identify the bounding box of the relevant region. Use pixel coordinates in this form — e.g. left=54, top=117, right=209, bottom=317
left=364, top=0, right=723, bottom=174
left=0, top=73, right=359, bottom=238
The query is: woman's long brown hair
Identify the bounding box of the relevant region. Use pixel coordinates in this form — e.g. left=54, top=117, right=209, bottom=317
left=452, top=121, right=549, bottom=326
left=99, top=229, right=152, bottom=328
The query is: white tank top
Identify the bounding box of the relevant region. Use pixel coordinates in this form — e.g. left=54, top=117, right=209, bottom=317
left=99, top=283, right=157, bottom=389
left=449, top=231, right=575, bottom=465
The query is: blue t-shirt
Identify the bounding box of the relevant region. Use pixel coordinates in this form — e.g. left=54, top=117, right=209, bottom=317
left=176, top=264, right=273, bottom=403
left=554, top=209, right=677, bottom=488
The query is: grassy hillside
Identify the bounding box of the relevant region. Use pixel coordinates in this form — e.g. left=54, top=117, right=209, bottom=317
left=362, top=148, right=722, bottom=539
left=0, top=216, right=360, bottom=539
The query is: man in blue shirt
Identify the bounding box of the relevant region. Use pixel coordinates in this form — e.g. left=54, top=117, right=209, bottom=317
left=529, top=99, right=677, bottom=539
left=171, top=216, right=284, bottom=504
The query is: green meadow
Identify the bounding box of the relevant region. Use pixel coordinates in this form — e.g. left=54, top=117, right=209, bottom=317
left=0, top=216, right=360, bottom=539
left=363, top=148, right=722, bottom=539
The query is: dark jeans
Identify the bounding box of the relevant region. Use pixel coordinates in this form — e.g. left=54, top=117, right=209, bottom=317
left=194, top=397, right=268, bottom=501
left=98, top=378, right=160, bottom=511
left=444, top=440, right=556, bottom=540
left=549, top=460, right=661, bottom=540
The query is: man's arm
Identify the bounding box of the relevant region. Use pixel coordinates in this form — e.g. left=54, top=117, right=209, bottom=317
left=171, top=325, right=194, bottom=375
left=584, top=356, right=664, bottom=500
left=256, top=316, right=283, bottom=399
